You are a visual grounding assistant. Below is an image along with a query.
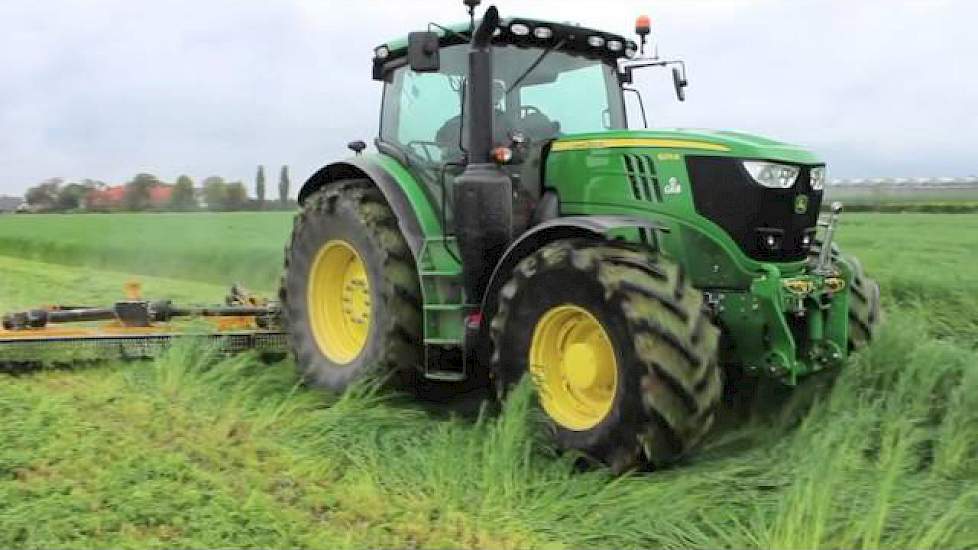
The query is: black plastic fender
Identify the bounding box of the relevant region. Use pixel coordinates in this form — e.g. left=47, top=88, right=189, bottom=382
left=298, top=157, right=427, bottom=258
left=479, top=215, right=669, bottom=317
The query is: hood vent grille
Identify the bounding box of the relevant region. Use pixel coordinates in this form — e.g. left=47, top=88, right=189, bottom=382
left=623, top=154, right=661, bottom=203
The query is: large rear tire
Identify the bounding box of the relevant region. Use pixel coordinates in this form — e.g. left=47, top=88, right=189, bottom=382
left=490, top=240, right=722, bottom=472
left=280, top=180, right=422, bottom=391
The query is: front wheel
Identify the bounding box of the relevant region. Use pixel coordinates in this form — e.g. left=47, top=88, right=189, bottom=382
left=490, top=240, right=722, bottom=472
left=844, top=255, right=881, bottom=350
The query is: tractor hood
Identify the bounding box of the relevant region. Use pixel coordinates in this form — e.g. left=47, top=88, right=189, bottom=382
left=551, top=129, right=822, bottom=165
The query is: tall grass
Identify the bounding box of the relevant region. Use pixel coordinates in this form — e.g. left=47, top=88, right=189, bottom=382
left=1, top=313, right=975, bottom=548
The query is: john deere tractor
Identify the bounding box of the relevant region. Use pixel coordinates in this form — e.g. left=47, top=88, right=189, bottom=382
left=280, top=4, right=880, bottom=471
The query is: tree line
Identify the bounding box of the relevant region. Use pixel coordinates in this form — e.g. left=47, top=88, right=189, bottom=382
left=22, top=165, right=295, bottom=213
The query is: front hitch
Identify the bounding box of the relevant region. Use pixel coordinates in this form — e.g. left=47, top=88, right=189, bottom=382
left=813, top=201, right=844, bottom=276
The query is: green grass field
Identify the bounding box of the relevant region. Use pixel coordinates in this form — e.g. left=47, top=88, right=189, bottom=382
left=0, top=212, right=976, bottom=549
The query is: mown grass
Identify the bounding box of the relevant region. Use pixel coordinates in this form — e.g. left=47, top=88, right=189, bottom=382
left=0, top=213, right=291, bottom=290
left=0, top=212, right=976, bottom=548
left=0, top=255, right=228, bottom=311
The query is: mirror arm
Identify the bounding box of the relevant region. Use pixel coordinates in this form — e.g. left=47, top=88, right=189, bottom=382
left=622, top=58, right=684, bottom=71
left=427, top=22, right=470, bottom=43
left=619, top=66, right=634, bottom=85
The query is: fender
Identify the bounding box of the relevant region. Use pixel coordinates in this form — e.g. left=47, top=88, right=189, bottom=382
left=298, top=153, right=443, bottom=259
left=479, top=215, right=669, bottom=316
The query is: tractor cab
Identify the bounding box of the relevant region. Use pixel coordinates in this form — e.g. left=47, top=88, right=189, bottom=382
left=378, top=42, right=626, bottom=164
left=372, top=18, right=634, bottom=196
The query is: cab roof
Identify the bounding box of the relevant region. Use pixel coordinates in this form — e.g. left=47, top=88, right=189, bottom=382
left=372, top=17, right=636, bottom=80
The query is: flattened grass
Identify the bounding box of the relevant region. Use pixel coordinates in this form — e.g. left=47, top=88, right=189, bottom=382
left=1, top=316, right=975, bottom=548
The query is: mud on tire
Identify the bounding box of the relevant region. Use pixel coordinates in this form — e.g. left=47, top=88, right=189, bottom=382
left=490, top=239, right=722, bottom=472
left=280, top=179, right=422, bottom=391
left=844, top=255, right=881, bottom=350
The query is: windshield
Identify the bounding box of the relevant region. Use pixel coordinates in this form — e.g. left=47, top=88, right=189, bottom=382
left=380, top=44, right=625, bottom=165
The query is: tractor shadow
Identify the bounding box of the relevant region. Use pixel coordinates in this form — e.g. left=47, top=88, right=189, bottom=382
left=398, top=370, right=499, bottom=420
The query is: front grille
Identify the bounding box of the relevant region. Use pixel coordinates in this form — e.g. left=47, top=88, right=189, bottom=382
left=623, top=154, right=662, bottom=203
left=686, top=156, right=822, bottom=262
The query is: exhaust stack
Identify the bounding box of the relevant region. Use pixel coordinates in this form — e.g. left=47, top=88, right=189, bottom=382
left=454, top=5, right=512, bottom=302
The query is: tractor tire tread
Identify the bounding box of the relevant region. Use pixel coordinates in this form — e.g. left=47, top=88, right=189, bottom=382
left=490, top=238, right=721, bottom=471
left=279, top=179, right=422, bottom=390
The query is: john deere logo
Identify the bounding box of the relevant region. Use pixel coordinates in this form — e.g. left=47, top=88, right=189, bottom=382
left=794, top=195, right=809, bottom=214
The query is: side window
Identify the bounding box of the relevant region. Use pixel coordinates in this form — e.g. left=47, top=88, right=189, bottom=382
left=391, top=70, right=463, bottom=163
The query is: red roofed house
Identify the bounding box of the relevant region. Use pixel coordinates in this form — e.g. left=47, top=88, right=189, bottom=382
left=85, top=184, right=173, bottom=210
left=149, top=185, right=173, bottom=205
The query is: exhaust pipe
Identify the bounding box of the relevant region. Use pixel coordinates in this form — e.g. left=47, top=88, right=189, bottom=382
left=454, top=5, right=512, bottom=302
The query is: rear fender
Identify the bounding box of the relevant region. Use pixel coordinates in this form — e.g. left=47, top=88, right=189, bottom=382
left=298, top=154, right=443, bottom=258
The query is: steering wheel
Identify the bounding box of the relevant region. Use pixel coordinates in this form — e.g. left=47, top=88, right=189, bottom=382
left=405, top=140, right=442, bottom=164
left=519, top=105, right=543, bottom=120
left=514, top=105, right=561, bottom=141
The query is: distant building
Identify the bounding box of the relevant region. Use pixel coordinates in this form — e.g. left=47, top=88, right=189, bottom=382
left=85, top=184, right=173, bottom=210
left=0, top=195, right=23, bottom=213
left=828, top=176, right=978, bottom=188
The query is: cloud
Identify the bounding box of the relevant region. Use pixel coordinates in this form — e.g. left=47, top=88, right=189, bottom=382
left=0, top=0, right=974, bottom=195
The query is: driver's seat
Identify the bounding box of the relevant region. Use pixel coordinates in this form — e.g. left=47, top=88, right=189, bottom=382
left=434, top=110, right=513, bottom=158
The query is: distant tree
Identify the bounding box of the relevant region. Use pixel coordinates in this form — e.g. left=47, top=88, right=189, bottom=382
left=24, top=178, right=63, bottom=211
left=170, top=175, right=197, bottom=211
left=225, top=181, right=249, bottom=211
left=123, top=173, right=159, bottom=211
left=79, top=178, right=106, bottom=190
left=202, top=176, right=228, bottom=211
left=278, top=165, right=290, bottom=207
left=255, top=165, right=266, bottom=209
left=55, top=182, right=95, bottom=211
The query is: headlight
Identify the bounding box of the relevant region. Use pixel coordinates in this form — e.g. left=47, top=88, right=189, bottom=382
left=742, top=161, right=800, bottom=189
left=810, top=166, right=826, bottom=191
left=624, top=41, right=638, bottom=58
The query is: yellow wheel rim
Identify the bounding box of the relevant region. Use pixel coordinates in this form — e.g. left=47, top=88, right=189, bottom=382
left=529, top=305, right=618, bottom=431
left=307, top=240, right=371, bottom=364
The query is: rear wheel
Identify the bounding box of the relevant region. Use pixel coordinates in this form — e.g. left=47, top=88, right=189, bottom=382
left=490, top=240, right=722, bottom=472
left=280, top=179, right=422, bottom=390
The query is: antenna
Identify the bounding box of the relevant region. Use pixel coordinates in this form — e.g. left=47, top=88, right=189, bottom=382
left=464, top=0, right=481, bottom=32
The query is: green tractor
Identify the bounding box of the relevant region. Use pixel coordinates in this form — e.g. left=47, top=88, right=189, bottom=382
left=280, top=3, right=881, bottom=471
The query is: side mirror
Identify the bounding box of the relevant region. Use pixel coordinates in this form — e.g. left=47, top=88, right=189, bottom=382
left=672, top=66, right=687, bottom=101
left=407, top=31, right=440, bottom=73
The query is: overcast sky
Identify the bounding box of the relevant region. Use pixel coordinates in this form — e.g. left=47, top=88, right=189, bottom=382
left=1, top=0, right=975, bottom=195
